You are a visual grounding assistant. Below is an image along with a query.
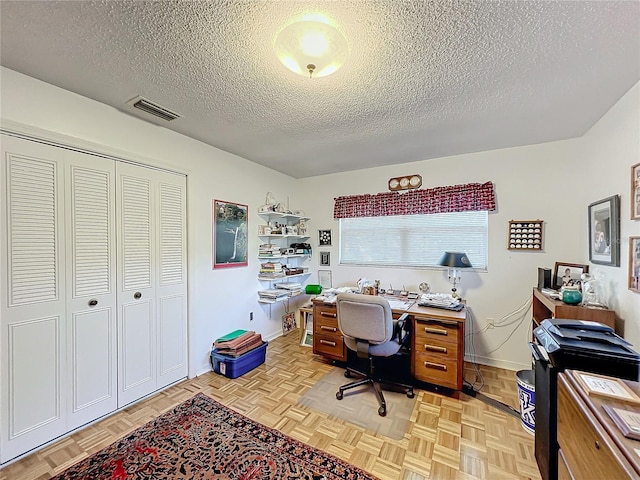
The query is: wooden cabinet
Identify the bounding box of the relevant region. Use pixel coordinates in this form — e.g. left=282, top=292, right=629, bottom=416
left=557, top=371, right=640, bottom=479
left=410, top=306, right=466, bottom=390
left=532, top=288, right=616, bottom=332
left=312, top=301, right=346, bottom=361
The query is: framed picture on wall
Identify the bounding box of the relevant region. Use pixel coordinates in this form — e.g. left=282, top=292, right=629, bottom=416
left=588, top=195, right=620, bottom=266
left=319, top=229, right=332, bottom=246
left=630, top=236, right=640, bottom=293
left=320, top=251, right=331, bottom=266
left=213, top=199, right=248, bottom=269
left=632, top=162, right=640, bottom=220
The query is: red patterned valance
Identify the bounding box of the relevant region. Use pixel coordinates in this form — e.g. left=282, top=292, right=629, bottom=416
left=334, top=182, right=496, bottom=219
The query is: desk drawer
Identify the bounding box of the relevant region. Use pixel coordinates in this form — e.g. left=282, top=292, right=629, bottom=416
left=414, top=337, right=457, bottom=361
left=413, top=353, right=459, bottom=389
left=313, top=332, right=345, bottom=360
left=414, top=318, right=459, bottom=345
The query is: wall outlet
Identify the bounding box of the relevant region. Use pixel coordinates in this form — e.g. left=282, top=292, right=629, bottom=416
left=249, top=312, right=253, bottom=321
left=487, top=318, right=494, bottom=329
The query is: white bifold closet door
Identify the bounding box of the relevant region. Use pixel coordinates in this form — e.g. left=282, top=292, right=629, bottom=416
left=0, top=136, right=117, bottom=461
left=116, top=162, right=187, bottom=407
left=1, top=135, right=187, bottom=463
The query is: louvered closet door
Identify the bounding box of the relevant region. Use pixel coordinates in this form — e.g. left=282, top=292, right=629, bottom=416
left=65, top=156, right=117, bottom=430
left=116, top=163, right=157, bottom=406
left=0, top=136, right=67, bottom=463
left=155, top=172, right=187, bottom=389
left=116, top=163, right=187, bottom=406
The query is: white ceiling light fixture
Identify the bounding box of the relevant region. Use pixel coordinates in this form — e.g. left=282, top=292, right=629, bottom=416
left=274, top=15, right=349, bottom=78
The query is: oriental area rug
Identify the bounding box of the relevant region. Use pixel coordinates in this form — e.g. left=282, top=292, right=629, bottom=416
left=51, top=393, right=378, bottom=480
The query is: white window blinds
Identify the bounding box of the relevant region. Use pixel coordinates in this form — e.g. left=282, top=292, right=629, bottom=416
left=339, top=211, right=488, bottom=269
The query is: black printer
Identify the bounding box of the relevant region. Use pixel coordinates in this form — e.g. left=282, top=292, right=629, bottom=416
left=530, top=318, right=640, bottom=480
left=534, top=318, right=640, bottom=380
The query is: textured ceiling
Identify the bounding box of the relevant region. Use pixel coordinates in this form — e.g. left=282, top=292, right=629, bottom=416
left=1, top=1, right=639, bottom=178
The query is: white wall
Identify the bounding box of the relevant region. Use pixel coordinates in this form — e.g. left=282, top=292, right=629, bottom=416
left=0, top=67, right=309, bottom=377
left=299, top=82, right=640, bottom=371
left=2, top=66, right=638, bottom=376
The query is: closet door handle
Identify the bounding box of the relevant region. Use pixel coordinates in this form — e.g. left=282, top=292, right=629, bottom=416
left=88, top=299, right=98, bottom=307
left=134, top=292, right=142, bottom=299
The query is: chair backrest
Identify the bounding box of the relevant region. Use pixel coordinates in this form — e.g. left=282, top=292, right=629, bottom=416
left=336, top=293, right=393, bottom=345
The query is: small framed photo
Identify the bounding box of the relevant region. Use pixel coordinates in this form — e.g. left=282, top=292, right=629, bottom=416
left=588, top=195, right=620, bottom=266
left=318, top=229, right=332, bottom=246
left=320, top=251, right=331, bottom=266
left=632, top=162, right=640, bottom=220
left=553, top=262, right=588, bottom=289
left=630, top=236, right=640, bottom=293
left=575, top=372, right=640, bottom=404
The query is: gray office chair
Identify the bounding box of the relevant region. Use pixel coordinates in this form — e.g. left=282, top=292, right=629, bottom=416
left=335, top=293, right=414, bottom=416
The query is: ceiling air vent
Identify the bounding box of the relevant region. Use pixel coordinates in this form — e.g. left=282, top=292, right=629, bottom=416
left=126, top=96, right=181, bottom=122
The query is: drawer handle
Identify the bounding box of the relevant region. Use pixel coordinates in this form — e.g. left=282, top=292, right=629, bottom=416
left=424, top=327, right=448, bottom=336
left=320, top=340, right=337, bottom=347
left=134, top=292, right=142, bottom=299
left=595, top=440, right=600, bottom=450
left=320, top=326, right=337, bottom=332
left=424, top=361, right=447, bottom=371
left=320, top=312, right=337, bottom=318
left=424, top=344, right=447, bottom=353
left=88, top=299, right=98, bottom=307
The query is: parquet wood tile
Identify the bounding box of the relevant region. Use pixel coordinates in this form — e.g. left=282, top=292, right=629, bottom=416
left=0, top=331, right=541, bottom=480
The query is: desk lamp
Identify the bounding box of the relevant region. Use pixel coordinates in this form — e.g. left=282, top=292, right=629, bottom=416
left=438, top=252, right=472, bottom=298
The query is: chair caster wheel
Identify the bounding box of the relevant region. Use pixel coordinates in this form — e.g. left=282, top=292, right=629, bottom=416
left=336, top=391, right=344, bottom=400
left=407, top=391, right=415, bottom=399
left=344, top=371, right=351, bottom=378
left=378, top=406, right=386, bottom=416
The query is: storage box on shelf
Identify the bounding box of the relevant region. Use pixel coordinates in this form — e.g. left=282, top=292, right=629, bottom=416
left=257, top=211, right=311, bottom=304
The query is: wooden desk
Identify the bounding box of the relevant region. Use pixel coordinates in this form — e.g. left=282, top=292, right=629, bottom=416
left=311, top=298, right=467, bottom=390
left=532, top=287, right=616, bottom=333
left=557, top=370, right=640, bottom=479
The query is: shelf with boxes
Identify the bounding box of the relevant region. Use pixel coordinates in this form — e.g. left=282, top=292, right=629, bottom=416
left=258, top=211, right=311, bottom=304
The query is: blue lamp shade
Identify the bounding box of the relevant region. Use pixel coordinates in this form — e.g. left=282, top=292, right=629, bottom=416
left=438, top=252, right=472, bottom=269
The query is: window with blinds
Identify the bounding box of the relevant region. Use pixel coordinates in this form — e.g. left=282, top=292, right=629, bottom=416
left=339, top=211, right=488, bottom=270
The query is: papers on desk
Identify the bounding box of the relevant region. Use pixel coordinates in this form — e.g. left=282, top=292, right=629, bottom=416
left=417, top=293, right=463, bottom=311
left=386, top=299, right=415, bottom=311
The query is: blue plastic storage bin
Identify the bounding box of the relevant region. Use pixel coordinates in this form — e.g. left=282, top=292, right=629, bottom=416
left=210, top=342, right=267, bottom=379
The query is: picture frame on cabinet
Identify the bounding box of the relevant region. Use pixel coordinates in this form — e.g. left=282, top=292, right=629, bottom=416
left=588, top=195, right=620, bottom=266
left=632, top=162, right=640, bottom=220
left=552, top=262, right=588, bottom=289
left=213, top=199, right=248, bottom=269
left=630, top=236, right=640, bottom=293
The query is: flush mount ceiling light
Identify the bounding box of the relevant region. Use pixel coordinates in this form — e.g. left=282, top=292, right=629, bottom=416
left=274, top=16, right=349, bottom=78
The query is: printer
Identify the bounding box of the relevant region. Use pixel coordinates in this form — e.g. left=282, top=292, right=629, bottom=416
left=533, top=318, right=640, bottom=380
left=531, top=318, right=640, bottom=480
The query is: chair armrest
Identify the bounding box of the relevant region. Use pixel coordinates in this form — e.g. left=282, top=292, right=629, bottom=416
left=395, top=312, right=410, bottom=343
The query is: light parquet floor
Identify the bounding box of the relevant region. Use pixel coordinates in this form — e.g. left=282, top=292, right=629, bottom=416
left=0, top=331, right=541, bottom=480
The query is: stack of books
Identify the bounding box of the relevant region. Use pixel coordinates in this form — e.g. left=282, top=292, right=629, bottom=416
left=258, top=289, right=290, bottom=302
left=213, top=330, right=263, bottom=357
left=259, top=262, right=284, bottom=279
left=274, top=282, right=303, bottom=297
left=258, top=244, right=280, bottom=257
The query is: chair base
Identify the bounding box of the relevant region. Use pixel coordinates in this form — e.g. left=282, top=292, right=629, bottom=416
left=336, top=365, right=415, bottom=417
